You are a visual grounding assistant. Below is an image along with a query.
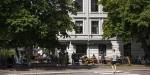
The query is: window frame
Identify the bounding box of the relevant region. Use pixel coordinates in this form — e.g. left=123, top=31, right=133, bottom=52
left=75, top=0, right=83, bottom=12
left=91, top=20, right=99, bottom=34
left=91, top=0, right=99, bottom=12
left=75, top=20, right=84, bottom=34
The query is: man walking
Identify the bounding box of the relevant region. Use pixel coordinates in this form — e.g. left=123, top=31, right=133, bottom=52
left=111, top=49, right=117, bottom=73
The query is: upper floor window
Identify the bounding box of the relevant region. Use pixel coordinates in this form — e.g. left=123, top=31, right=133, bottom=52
left=75, top=21, right=83, bottom=34
left=91, top=0, right=98, bottom=12
left=91, top=21, right=99, bottom=34
left=75, top=0, right=83, bottom=12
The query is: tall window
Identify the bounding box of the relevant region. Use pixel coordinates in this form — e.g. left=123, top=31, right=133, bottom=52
left=91, top=0, right=98, bottom=12
left=75, top=21, right=83, bottom=34
left=75, top=0, right=83, bottom=12
left=91, top=21, right=99, bottom=34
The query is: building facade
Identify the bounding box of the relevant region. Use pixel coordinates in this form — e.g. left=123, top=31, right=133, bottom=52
left=58, top=0, right=144, bottom=63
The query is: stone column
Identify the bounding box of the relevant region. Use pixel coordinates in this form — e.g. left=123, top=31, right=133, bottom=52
left=66, top=41, right=75, bottom=64
left=87, top=42, right=91, bottom=58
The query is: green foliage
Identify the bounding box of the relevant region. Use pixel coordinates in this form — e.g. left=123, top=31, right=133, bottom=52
left=100, top=0, right=150, bottom=42
left=7, top=9, right=39, bottom=33
left=100, top=0, right=150, bottom=63
left=0, top=49, right=16, bottom=57
left=0, top=0, right=77, bottom=49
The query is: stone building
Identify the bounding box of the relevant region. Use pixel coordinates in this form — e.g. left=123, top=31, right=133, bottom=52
left=58, top=0, right=144, bottom=63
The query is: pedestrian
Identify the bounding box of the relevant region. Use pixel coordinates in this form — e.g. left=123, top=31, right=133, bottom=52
left=71, top=52, right=75, bottom=65
left=111, top=49, right=117, bottom=73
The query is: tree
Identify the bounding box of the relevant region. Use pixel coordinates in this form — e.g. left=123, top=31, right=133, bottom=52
left=100, top=0, right=150, bottom=64
left=0, top=0, right=77, bottom=50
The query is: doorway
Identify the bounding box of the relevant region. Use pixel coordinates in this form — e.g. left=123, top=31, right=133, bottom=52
left=76, top=44, right=87, bottom=57
left=98, top=44, right=106, bottom=56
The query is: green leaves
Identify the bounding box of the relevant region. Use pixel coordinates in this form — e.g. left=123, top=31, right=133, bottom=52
left=0, top=0, right=77, bottom=49
left=100, top=0, right=150, bottom=42
left=101, top=0, right=150, bottom=63
left=7, top=9, right=39, bottom=32
left=0, top=49, right=15, bottom=57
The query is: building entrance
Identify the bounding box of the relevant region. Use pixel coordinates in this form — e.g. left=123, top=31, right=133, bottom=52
left=76, top=44, right=87, bottom=57
left=98, top=44, right=106, bottom=64
left=98, top=44, right=106, bottom=56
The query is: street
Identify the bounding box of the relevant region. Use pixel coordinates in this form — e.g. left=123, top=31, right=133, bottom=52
left=1, top=65, right=150, bottom=75
left=6, top=70, right=150, bottom=75
left=24, top=71, right=150, bottom=75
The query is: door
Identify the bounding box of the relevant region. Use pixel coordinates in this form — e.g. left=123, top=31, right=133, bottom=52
left=76, top=44, right=87, bottom=57
left=98, top=44, right=106, bottom=56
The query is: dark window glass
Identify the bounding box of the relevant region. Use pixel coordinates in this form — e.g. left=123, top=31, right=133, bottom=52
left=91, top=21, right=99, bottom=34
left=75, top=21, right=83, bottom=34
left=75, top=0, right=83, bottom=12
left=91, top=0, right=98, bottom=12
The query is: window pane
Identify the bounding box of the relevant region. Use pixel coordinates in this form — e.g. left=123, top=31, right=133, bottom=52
left=75, top=0, right=83, bottom=12
left=91, top=0, right=98, bottom=12
left=75, top=21, right=83, bottom=34
left=91, top=21, right=99, bottom=34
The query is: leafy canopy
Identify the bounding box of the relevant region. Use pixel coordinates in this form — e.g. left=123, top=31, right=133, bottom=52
left=0, top=0, right=77, bottom=49
left=100, top=0, right=150, bottom=63
left=101, top=0, right=150, bottom=43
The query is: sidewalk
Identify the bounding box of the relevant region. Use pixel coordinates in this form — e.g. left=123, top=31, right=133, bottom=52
left=1, top=64, right=150, bottom=75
